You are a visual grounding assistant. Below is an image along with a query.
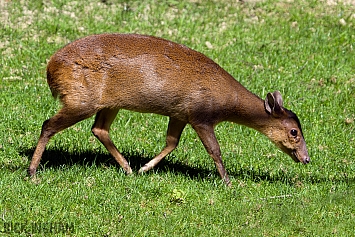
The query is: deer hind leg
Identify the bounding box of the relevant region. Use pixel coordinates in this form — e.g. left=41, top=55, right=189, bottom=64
left=91, top=108, right=132, bottom=174
left=29, top=107, right=96, bottom=176
left=138, top=118, right=186, bottom=173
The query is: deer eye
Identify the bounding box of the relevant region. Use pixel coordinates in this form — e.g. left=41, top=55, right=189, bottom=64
left=290, top=129, right=298, bottom=137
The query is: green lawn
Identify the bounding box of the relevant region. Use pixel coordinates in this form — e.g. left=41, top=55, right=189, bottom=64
left=1, top=0, right=355, bottom=236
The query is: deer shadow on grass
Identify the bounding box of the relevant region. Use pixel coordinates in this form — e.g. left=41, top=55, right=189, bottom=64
left=20, top=147, right=216, bottom=181
left=20, top=148, right=351, bottom=184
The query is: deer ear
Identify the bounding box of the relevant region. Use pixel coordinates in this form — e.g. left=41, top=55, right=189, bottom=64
left=265, top=91, right=284, bottom=115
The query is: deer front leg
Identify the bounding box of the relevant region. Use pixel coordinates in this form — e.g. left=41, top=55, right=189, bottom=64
left=139, top=118, right=186, bottom=173
left=192, top=124, right=231, bottom=186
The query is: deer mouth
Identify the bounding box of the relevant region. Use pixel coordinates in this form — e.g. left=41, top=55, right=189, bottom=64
left=291, top=150, right=300, bottom=163
left=292, top=150, right=310, bottom=164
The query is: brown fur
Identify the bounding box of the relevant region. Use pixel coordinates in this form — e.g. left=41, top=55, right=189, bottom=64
left=29, top=34, right=310, bottom=185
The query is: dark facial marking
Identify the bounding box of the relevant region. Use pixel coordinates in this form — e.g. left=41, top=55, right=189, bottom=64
left=285, top=108, right=304, bottom=137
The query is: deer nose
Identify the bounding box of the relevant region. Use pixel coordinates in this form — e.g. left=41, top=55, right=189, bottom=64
left=303, top=156, right=310, bottom=164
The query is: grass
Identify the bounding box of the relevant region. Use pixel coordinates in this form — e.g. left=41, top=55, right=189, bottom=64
left=1, top=0, right=355, bottom=235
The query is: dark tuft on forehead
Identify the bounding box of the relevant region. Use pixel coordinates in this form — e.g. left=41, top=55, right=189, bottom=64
left=285, top=109, right=304, bottom=136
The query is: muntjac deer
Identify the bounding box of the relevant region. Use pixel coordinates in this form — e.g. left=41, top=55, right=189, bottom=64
left=29, top=33, right=310, bottom=185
